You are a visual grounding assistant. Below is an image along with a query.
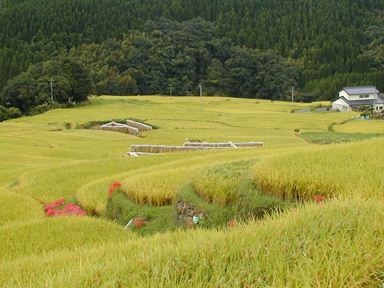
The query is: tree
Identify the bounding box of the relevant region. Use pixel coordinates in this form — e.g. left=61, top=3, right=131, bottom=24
left=0, top=73, right=38, bottom=113
left=205, top=58, right=225, bottom=95
left=61, top=58, right=93, bottom=103
left=0, top=57, right=93, bottom=115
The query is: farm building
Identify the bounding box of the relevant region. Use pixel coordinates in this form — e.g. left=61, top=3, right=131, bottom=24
left=332, top=86, right=384, bottom=112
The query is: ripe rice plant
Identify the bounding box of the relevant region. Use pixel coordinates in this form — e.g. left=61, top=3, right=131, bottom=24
left=0, top=95, right=376, bottom=286
left=1, top=199, right=384, bottom=287
left=191, top=160, right=254, bottom=205
left=253, top=138, right=384, bottom=201
left=333, top=119, right=384, bottom=134
left=123, top=168, right=192, bottom=206
left=0, top=217, right=132, bottom=262
left=0, top=189, right=43, bottom=225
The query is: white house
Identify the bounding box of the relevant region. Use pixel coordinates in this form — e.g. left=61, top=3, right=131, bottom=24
left=332, top=86, right=384, bottom=112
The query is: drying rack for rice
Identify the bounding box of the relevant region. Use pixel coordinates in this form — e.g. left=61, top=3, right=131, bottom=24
left=126, top=120, right=153, bottom=131
left=99, top=120, right=153, bottom=135
left=128, top=141, right=264, bottom=156
left=100, top=122, right=139, bottom=135
left=183, top=141, right=264, bottom=148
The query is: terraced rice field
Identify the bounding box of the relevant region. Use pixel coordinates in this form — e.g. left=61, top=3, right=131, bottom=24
left=1, top=95, right=383, bottom=287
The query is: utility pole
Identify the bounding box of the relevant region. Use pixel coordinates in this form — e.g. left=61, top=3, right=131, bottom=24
left=199, top=84, right=203, bottom=109
left=291, top=86, right=294, bottom=104
left=169, top=84, right=172, bottom=97
left=50, top=77, right=54, bottom=102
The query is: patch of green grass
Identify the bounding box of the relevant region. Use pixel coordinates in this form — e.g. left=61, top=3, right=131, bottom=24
left=186, top=160, right=287, bottom=227
left=300, top=131, right=380, bottom=144
left=177, top=183, right=285, bottom=228
left=191, top=161, right=285, bottom=215
left=104, top=191, right=177, bottom=236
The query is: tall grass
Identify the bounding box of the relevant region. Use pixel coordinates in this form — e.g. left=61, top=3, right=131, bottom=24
left=253, top=138, right=384, bottom=201
left=0, top=189, right=43, bottom=225
left=333, top=119, right=384, bottom=134
left=192, top=160, right=254, bottom=205
left=0, top=217, right=132, bottom=262
left=123, top=168, right=191, bottom=205
left=1, top=200, right=384, bottom=287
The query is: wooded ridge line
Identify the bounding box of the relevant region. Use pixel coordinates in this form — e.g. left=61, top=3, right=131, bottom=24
left=1, top=0, right=384, bottom=118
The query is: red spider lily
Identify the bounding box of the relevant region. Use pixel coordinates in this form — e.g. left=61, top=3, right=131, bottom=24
left=45, top=208, right=56, bottom=216
left=45, top=199, right=87, bottom=217
left=132, top=217, right=145, bottom=229
left=44, top=198, right=65, bottom=212
left=314, top=194, right=325, bottom=203
left=63, top=203, right=87, bottom=216
left=108, top=181, right=122, bottom=197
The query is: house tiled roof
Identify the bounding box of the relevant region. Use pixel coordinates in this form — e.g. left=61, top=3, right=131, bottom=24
left=339, top=96, right=384, bottom=106
left=343, top=86, right=379, bottom=95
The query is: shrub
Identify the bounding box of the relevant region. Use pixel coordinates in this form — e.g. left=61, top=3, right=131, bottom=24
left=64, top=122, right=72, bottom=129
left=31, top=103, right=51, bottom=115
left=0, top=105, right=22, bottom=121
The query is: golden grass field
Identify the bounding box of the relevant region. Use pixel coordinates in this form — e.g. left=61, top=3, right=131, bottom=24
left=0, top=95, right=383, bottom=287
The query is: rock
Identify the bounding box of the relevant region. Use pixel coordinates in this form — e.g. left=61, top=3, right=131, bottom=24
left=183, top=203, right=191, bottom=209
left=185, top=209, right=195, bottom=217
left=177, top=201, right=184, bottom=210
left=183, top=216, right=194, bottom=228
left=176, top=200, right=207, bottom=228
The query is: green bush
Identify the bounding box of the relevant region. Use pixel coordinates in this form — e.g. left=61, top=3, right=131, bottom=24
left=31, top=103, right=51, bottom=115
left=0, top=105, right=22, bottom=121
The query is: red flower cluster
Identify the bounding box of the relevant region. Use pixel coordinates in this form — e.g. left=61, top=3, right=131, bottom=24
left=44, top=198, right=87, bottom=217
left=108, top=181, right=122, bottom=197
left=133, top=217, right=145, bottom=229
left=314, top=194, right=325, bottom=203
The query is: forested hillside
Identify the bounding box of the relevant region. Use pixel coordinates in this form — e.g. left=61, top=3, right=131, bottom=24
left=1, top=0, right=384, bottom=114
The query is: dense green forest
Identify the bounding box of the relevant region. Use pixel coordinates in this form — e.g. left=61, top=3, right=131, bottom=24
left=1, top=0, right=384, bottom=117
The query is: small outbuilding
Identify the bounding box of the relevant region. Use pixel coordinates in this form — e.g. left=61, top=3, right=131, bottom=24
left=332, top=86, right=384, bottom=112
